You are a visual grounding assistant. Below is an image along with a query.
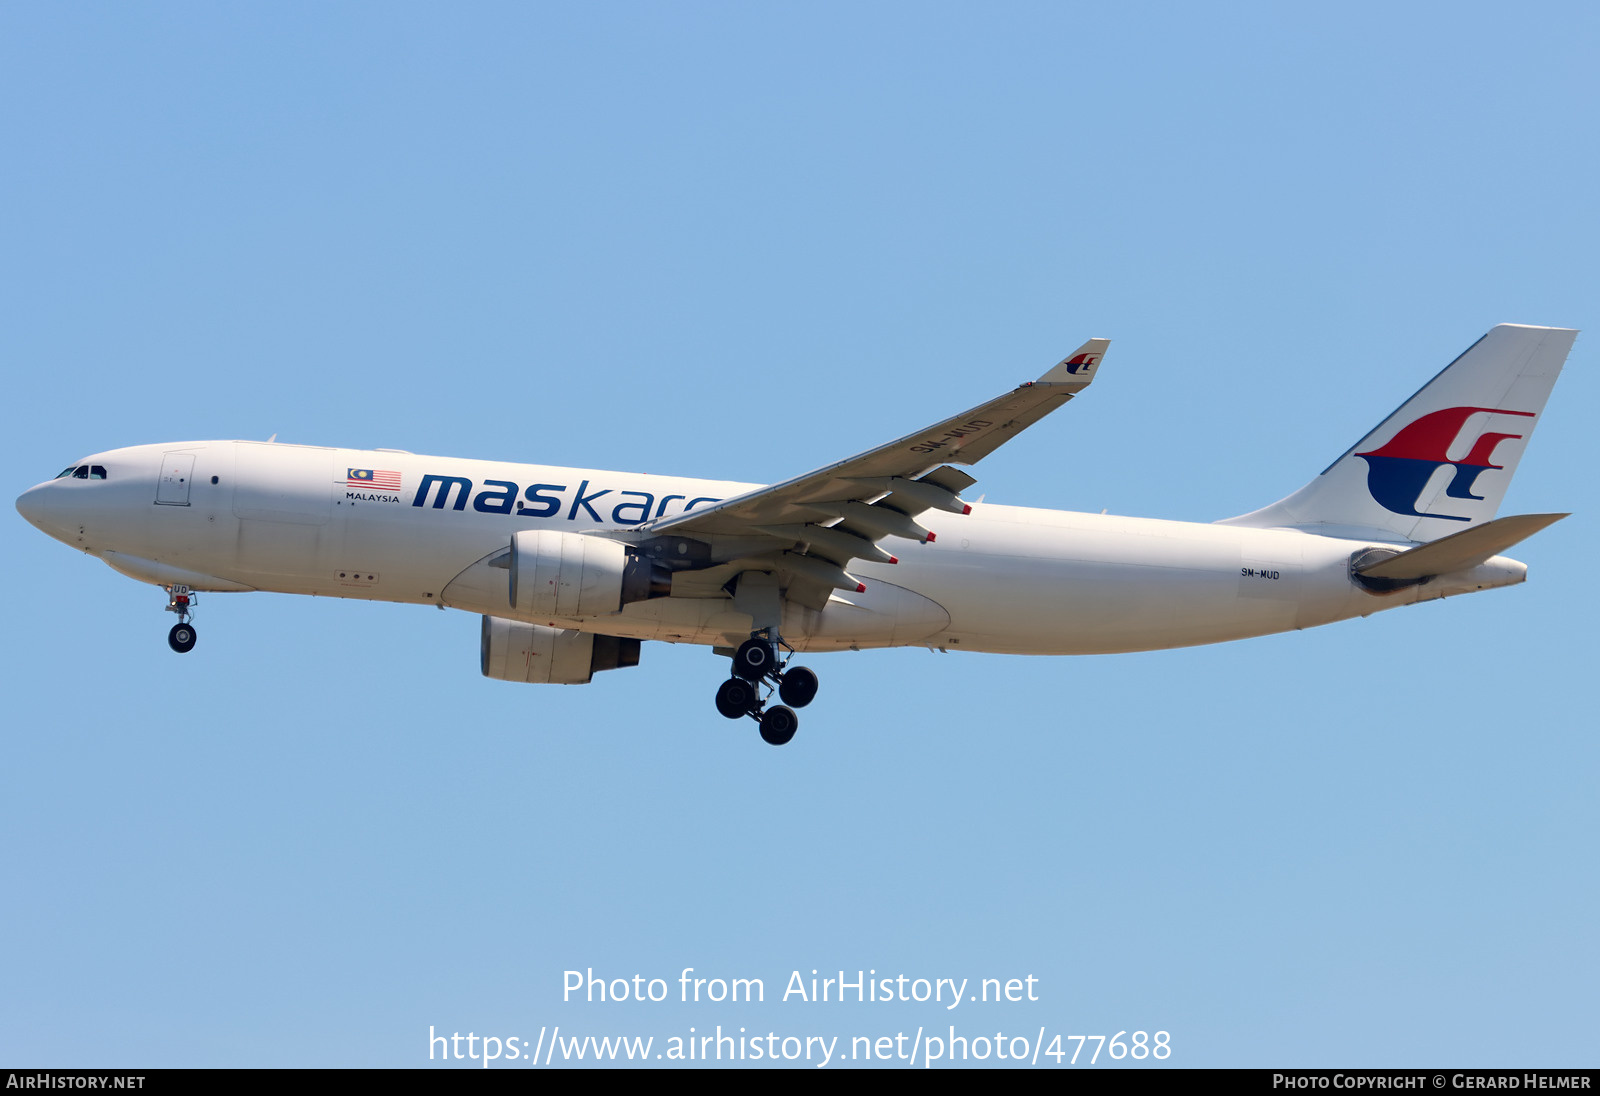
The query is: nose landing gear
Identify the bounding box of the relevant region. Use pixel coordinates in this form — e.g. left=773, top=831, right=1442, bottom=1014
left=713, top=628, right=817, bottom=746
left=165, top=585, right=197, bottom=653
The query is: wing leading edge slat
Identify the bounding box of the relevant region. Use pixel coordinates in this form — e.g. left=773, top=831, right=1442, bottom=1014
left=629, top=338, right=1111, bottom=598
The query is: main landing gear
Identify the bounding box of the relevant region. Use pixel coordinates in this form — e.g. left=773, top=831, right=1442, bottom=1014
left=165, top=585, right=197, bottom=653
left=713, top=629, right=818, bottom=746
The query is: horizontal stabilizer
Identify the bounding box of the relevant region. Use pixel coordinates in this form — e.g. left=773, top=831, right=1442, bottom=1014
left=1355, top=512, right=1568, bottom=581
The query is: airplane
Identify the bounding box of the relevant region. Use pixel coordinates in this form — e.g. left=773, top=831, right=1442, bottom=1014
left=15, top=323, right=1576, bottom=746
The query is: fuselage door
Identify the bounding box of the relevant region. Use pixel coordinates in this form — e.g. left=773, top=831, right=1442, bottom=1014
left=156, top=452, right=195, bottom=506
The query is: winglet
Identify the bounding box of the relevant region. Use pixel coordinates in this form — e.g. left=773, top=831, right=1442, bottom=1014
left=1037, top=338, right=1111, bottom=385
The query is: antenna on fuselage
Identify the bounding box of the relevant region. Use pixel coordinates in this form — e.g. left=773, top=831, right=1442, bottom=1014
left=265, top=433, right=277, bottom=443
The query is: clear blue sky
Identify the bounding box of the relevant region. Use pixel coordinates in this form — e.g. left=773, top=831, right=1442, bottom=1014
left=3, top=2, right=1595, bottom=1068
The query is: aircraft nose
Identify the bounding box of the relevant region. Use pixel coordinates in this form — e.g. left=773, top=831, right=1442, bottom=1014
left=16, top=483, right=68, bottom=539
left=17, top=484, right=48, bottom=527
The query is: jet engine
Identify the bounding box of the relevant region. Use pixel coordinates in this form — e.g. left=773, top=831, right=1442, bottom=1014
left=480, top=615, right=641, bottom=684
left=508, top=529, right=670, bottom=618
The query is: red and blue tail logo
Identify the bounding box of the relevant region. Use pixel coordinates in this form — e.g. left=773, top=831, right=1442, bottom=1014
left=1356, top=406, right=1535, bottom=522
left=1061, top=353, right=1099, bottom=375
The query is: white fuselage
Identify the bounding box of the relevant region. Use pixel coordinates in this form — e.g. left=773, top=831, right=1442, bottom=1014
left=16, top=440, right=1527, bottom=655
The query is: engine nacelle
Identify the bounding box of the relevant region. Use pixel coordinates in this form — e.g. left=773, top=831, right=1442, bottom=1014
left=508, top=529, right=669, bottom=618
left=480, top=616, right=641, bottom=684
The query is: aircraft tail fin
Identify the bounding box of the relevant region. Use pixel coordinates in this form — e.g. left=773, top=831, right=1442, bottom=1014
left=1220, top=324, right=1577, bottom=541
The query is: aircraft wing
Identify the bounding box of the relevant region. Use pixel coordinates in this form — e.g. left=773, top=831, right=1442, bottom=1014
left=631, top=339, right=1110, bottom=607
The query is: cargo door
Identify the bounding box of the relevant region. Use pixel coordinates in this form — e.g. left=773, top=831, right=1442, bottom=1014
left=156, top=452, right=195, bottom=506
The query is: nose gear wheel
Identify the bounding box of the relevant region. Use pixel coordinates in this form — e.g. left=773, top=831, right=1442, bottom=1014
left=164, top=585, right=198, bottom=654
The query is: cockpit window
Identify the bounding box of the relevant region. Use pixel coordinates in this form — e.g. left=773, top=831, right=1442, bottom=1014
left=53, top=464, right=107, bottom=480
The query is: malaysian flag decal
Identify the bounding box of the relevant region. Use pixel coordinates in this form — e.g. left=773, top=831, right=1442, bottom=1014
left=347, top=468, right=402, bottom=490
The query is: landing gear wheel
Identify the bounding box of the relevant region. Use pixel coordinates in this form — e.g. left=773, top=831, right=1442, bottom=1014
left=168, top=623, right=197, bottom=654
left=759, top=705, right=799, bottom=746
left=732, top=637, right=777, bottom=681
left=778, top=666, right=818, bottom=708
left=715, top=678, right=757, bottom=719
